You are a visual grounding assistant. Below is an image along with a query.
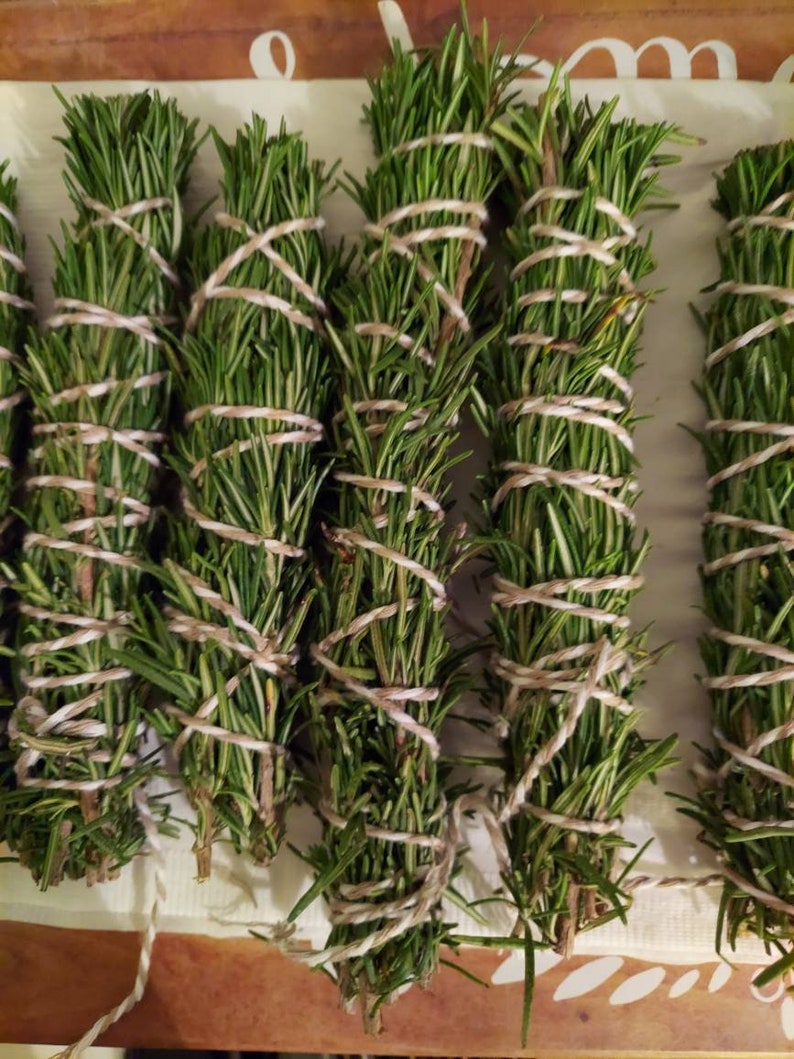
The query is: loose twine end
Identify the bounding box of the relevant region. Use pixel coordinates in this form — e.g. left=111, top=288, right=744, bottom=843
left=51, top=786, right=166, bottom=1059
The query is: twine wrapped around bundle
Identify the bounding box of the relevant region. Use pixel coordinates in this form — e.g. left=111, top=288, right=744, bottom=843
left=683, top=142, right=794, bottom=979
left=474, top=77, right=683, bottom=963
left=0, top=163, right=34, bottom=841
left=3, top=91, right=198, bottom=887
left=301, top=23, right=518, bottom=1028
left=129, top=118, right=335, bottom=879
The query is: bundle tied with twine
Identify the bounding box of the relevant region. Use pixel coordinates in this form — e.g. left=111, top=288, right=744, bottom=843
left=2, top=91, right=198, bottom=888
left=681, top=142, right=794, bottom=985
left=473, top=78, right=684, bottom=965
left=0, top=162, right=34, bottom=840
left=128, top=117, right=335, bottom=879
left=297, top=22, right=518, bottom=1028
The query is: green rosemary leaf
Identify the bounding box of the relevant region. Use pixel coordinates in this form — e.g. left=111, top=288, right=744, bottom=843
left=685, top=141, right=794, bottom=964
left=751, top=947, right=794, bottom=990
left=110, top=647, right=189, bottom=702
left=125, top=117, right=336, bottom=879
left=477, top=71, right=683, bottom=955
left=445, top=880, right=489, bottom=924
left=449, top=931, right=525, bottom=949
left=439, top=954, right=490, bottom=988
left=2, top=92, right=198, bottom=888
left=521, top=927, right=535, bottom=1047
left=301, top=21, right=518, bottom=1027
left=289, top=817, right=369, bottom=924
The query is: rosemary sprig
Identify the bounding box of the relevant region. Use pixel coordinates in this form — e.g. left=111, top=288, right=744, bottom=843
left=126, top=118, right=335, bottom=879
left=2, top=92, right=198, bottom=887
left=0, top=162, right=33, bottom=842
left=300, top=22, right=517, bottom=1027
left=680, top=142, right=794, bottom=974
left=473, top=77, right=682, bottom=958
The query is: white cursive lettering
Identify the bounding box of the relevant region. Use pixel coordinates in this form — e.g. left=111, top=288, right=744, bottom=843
left=510, top=36, right=738, bottom=80
left=249, top=30, right=297, bottom=80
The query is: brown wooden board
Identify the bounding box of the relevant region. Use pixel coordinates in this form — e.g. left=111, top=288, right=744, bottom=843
left=1, top=921, right=792, bottom=1054
left=0, top=1, right=791, bottom=82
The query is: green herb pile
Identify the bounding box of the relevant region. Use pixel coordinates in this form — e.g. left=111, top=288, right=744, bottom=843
left=2, top=92, right=198, bottom=887
left=298, top=23, right=517, bottom=1028
left=682, top=142, right=794, bottom=984
left=474, top=77, right=682, bottom=975
left=130, top=118, right=334, bottom=879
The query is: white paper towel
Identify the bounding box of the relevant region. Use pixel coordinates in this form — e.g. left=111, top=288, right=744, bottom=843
left=1, top=77, right=792, bottom=967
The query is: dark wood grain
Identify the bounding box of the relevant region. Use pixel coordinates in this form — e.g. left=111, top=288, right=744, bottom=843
left=0, top=0, right=790, bottom=81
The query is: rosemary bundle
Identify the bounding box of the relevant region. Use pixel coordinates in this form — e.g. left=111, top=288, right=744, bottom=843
left=0, top=163, right=34, bottom=841
left=2, top=92, right=198, bottom=887
left=682, top=143, right=794, bottom=981
left=129, top=118, right=334, bottom=879
left=0, top=163, right=31, bottom=528
left=474, top=80, right=681, bottom=960
left=300, top=24, right=516, bottom=1026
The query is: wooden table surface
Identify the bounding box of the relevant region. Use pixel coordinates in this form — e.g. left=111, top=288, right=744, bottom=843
left=0, top=1, right=792, bottom=1054
left=2, top=921, right=793, bottom=1055
left=0, top=0, right=791, bottom=82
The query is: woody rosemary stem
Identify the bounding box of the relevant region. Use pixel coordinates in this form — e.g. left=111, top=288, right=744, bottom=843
left=680, top=142, right=794, bottom=985
left=127, top=118, right=335, bottom=878
left=296, top=21, right=518, bottom=1029
left=0, top=164, right=33, bottom=841
left=473, top=76, right=684, bottom=961
left=2, top=92, right=198, bottom=888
